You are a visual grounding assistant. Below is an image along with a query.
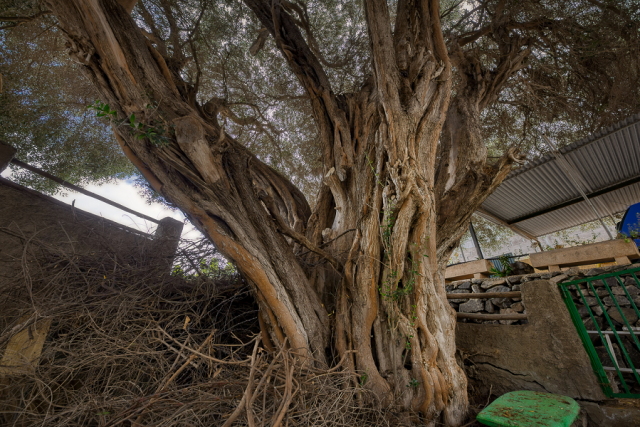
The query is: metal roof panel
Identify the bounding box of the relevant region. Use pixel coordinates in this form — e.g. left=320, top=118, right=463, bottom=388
left=479, top=114, right=640, bottom=237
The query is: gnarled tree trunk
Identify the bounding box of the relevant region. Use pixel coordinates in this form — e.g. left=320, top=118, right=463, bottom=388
left=44, top=0, right=522, bottom=424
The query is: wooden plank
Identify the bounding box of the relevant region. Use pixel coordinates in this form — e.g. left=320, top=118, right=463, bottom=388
left=445, top=259, right=493, bottom=281
left=456, top=313, right=528, bottom=321
left=529, top=239, right=640, bottom=270
left=615, top=256, right=631, bottom=266
left=0, top=316, right=51, bottom=376
left=447, top=291, right=521, bottom=300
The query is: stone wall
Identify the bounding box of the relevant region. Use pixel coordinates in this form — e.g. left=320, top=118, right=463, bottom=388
left=0, top=177, right=183, bottom=277
left=447, top=271, right=565, bottom=324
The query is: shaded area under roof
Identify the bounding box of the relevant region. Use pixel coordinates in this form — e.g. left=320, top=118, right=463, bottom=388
left=479, top=114, right=640, bottom=238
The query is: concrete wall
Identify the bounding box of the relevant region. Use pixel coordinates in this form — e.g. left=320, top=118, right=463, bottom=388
left=456, top=279, right=607, bottom=401
left=456, top=279, right=640, bottom=426
left=0, top=177, right=183, bottom=277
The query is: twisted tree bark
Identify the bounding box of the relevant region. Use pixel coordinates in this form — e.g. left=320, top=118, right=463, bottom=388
left=44, top=0, right=524, bottom=424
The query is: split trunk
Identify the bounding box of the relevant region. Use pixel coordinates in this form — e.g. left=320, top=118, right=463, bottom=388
left=44, top=0, right=518, bottom=424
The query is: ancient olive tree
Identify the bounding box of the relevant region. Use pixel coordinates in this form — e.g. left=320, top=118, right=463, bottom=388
left=17, top=0, right=639, bottom=423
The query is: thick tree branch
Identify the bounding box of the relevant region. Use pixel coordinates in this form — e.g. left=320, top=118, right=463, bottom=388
left=364, top=0, right=401, bottom=111
left=243, top=0, right=355, bottom=180
left=0, top=10, right=51, bottom=30
left=260, top=192, right=341, bottom=270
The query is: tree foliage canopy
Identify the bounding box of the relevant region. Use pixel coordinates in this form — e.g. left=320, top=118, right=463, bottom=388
left=0, top=1, right=136, bottom=193
left=2, top=0, right=638, bottom=199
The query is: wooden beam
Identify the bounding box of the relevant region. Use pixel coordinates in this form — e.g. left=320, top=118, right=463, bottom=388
left=447, top=291, right=521, bottom=299
left=445, top=259, right=493, bottom=281
left=530, top=239, right=640, bottom=270
left=456, top=313, right=527, bottom=321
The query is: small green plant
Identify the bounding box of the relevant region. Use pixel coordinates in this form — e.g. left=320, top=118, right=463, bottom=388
left=172, top=257, right=236, bottom=279
left=88, top=100, right=118, bottom=118
left=405, top=335, right=413, bottom=350
left=409, top=304, right=418, bottom=328
left=365, top=153, right=384, bottom=187
left=359, top=372, right=368, bottom=386
left=88, top=100, right=171, bottom=146
left=407, top=378, right=420, bottom=388
left=489, top=254, right=513, bottom=277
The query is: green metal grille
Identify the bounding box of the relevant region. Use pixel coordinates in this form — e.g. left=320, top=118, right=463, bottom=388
left=558, top=266, right=640, bottom=398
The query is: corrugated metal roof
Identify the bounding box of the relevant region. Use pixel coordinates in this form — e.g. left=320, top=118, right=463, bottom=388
left=480, top=114, right=640, bottom=237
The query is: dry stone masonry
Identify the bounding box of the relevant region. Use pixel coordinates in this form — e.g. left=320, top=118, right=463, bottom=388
left=445, top=272, right=568, bottom=324
left=448, top=262, right=640, bottom=395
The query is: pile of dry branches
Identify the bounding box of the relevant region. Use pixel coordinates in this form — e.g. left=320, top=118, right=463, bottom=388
left=0, top=225, right=390, bottom=426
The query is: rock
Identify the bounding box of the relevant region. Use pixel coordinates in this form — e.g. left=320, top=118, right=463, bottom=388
left=490, top=286, right=514, bottom=308
left=583, top=317, right=604, bottom=335
left=457, top=281, right=471, bottom=290
left=585, top=268, right=606, bottom=277
left=605, top=277, right=619, bottom=288
left=471, top=278, right=483, bottom=284
left=549, top=274, right=568, bottom=284
left=588, top=288, right=609, bottom=298
left=594, top=344, right=626, bottom=368
left=512, top=284, right=521, bottom=291
left=507, top=275, right=523, bottom=285
left=445, top=285, right=454, bottom=292
left=625, top=276, right=639, bottom=288
left=510, top=302, right=524, bottom=312
left=626, top=286, right=640, bottom=297
left=499, top=308, right=518, bottom=325
left=481, top=279, right=506, bottom=289
left=448, top=289, right=471, bottom=303
left=485, top=300, right=496, bottom=313
left=471, top=284, right=483, bottom=293
left=607, top=307, right=639, bottom=325
left=448, top=302, right=459, bottom=310
left=577, top=304, right=603, bottom=317
left=603, top=295, right=631, bottom=307
left=565, top=267, right=584, bottom=277
left=583, top=296, right=599, bottom=306
left=611, top=286, right=627, bottom=296
left=511, top=262, right=534, bottom=275
left=522, top=273, right=541, bottom=282
left=459, top=299, right=485, bottom=313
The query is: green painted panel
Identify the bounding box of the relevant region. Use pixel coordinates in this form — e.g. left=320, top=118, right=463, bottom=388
left=476, top=391, right=580, bottom=427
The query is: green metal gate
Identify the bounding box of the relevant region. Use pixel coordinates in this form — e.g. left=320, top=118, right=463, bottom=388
left=558, top=266, right=640, bottom=398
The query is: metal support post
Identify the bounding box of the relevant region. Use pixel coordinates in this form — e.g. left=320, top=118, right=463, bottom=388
left=469, top=221, right=484, bottom=260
